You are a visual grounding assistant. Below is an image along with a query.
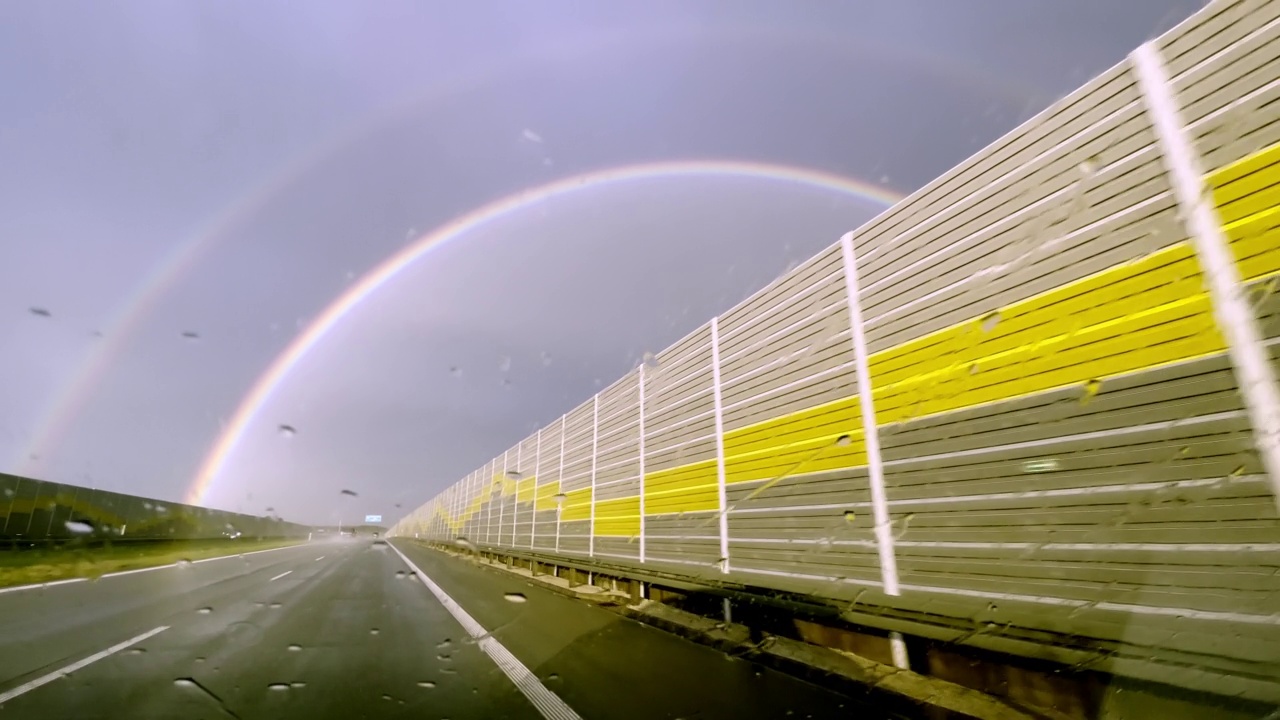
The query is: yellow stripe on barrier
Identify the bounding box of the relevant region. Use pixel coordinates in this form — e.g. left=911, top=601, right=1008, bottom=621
left=450, top=141, right=1280, bottom=538
left=534, top=480, right=562, bottom=511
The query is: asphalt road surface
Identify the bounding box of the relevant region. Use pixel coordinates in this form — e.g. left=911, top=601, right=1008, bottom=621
left=0, top=538, right=884, bottom=719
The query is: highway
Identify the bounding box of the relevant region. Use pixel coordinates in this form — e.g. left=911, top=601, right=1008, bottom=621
left=0, top=538, right=879, bottom=719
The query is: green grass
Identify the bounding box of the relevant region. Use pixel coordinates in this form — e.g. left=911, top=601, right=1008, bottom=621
left=0, top=538, right=305, bottom=588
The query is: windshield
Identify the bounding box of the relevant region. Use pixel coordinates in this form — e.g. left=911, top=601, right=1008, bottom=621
left=3, top=2, right=1278, bottom=719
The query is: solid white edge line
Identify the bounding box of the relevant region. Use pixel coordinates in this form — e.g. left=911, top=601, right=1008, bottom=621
left=0, top=543, right=307, bottom=594
left=0, top=625, right=168, bottom=705
left=269, top=570, right=292, bottom=582
left=388, top=542, right=582, bottom=720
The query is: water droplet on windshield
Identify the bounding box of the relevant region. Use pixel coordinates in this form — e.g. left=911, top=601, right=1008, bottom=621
left=127, top=648, right=145, bottom=655
left=437, top=639, right=451, bottom=648
left=540, top=352, right=552, bottom=367
left=499, top=356, right=512, bottom=373
left=173, top=678, right=196, bottom=688
left=437, top=654, right=451, bottom=661
left=269, top=602, right=282, bottom=609
left=418, top=681, right=436, bottom=688
left=834, top=434, right=851, bottom=447
left=287, top=644, right=302, bottom=652
left=981, top=311, right=1000, bottom=332
left=370, top=628, right=380, bottom=635
left=843, top=511, right=856, bottom=522
left=278, top=424, right=297, bottom=437
left=176, top=559, right=192, bottom=567
left=65, top=520, right=93, bottom=534
left=267, top=683, right=290, bottom=692
left=450, top=365, right=462, bottom=378
left=290, top=682, right=306, bottom=689
left=547, top=673, right=560, bottom=681
left=395, top=571, right=406, bottom=579
left=181, top=331, right=200, bottom=341
left=503, top=593, right=527, bottom=603
left=29, top=306, right=52, bottom=317
left=197, top=607, right=213, bottom=615
left=340, top=489, right=358, bottom=496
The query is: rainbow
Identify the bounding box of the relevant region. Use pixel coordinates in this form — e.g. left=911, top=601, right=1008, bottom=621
left=185, top=159, right=905, bottom=506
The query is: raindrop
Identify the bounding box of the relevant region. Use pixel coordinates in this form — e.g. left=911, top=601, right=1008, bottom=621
left=370, top=628, right=381, bottom=635
left=436, top=639, right=452, bottom=649
left=65, top=520, right=93, bottom=534
left=521, top=128, right=543, bottom=143
left=278, top=424, right=297, bottom=437
left=547, top=673, right=560, bottom=681
left=290, top=681, right=306, bottom=688
left=1079, top=157, right=1099, bottom=175
left=28, top=307, right=52, bottom=317
left=267, top=683, right=290, bottom=692
left=287, top=644, right=302, bottom=652
left=540, top=352, right=552, bottom=367
left=506, top=470, right=524, bottom=480
left=340, top=489, right=358, bottom=497
left=176, top=559, right=192, bottom=567
left=553, top=493, right=567, bottom=505
left=142, top=502, right=153, bottom=510
left=437, top=654, right=451, bottom=661
left=418, top=681, right=436, bottom=689
left=194, top=657, right=205, bottom=663
left=450, top=365, right=462, bottom=378
left=173, top=678, right=196, bottom=688
left=499, top=356, right=512, bottom=373
left=154, top=504, right=167, bottom=514
left=265, top=507, right=275, bottom=513
left=1081, top=378, right=1102, bottom=404
left=382, top=694, right=393, bottom=701
left=503, top=593, right=528, bottom=603
left=197, top=607, right=213, bottom=615
left=843, top=510, right=856, bottom=522
left=181, top=331, right=200, bottom=341
left=441, top=668, right=457, bottom=674
left=395, top=571, right=406, bottom=579
left=127, top=648, right=146, bottom=655
left=2, top=488, right=12, bottom=497
left=269, top=602, right=282, bottom=609
left=834, top=434, right=852, bottom=447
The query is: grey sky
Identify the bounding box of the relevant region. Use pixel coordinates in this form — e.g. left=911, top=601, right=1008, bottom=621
left=0, top=1, right=1203, bottom=525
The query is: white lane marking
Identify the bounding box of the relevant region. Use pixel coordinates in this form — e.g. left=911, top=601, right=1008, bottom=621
left=0, top=625, right=168, bottom=704
left=269, top=571, right=292, bottom=582
left=389, top=543, right=581, bottom=720
left=0, top=544, right=307, bottom=595
left=0, top=578, right=87, bottom=595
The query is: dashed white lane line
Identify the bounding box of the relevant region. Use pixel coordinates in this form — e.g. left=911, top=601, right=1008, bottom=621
left=388, top=543, right=582, bottom=720
left=0, top=625, right=169, bottom=704
left=269, top=570, right=292, bottom=582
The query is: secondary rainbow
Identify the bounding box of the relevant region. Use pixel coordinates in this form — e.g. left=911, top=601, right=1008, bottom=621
left=185, top=159, right=905, bottom=506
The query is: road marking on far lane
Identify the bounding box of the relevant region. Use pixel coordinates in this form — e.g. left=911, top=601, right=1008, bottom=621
left=269, top=571, right=292, bottom=582
left=0, top=625, right=169, bottom=705
left=0, top=544, right=309, bottom=595
left=389, top=543, right=582, bottom=720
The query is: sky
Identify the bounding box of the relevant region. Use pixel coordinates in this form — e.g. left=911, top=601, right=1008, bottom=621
left=0, top=0, right=1205, bottom=526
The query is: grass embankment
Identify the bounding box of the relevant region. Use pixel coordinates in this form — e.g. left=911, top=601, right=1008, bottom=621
left=0, top=537, right=305, bottom=589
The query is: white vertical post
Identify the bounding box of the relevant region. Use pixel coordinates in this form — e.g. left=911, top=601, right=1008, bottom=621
left=709, top=317, right=730, bottom=574
left=889, top=631, right=910, bottom=670
left=638, top=365, right=648, bottom=563
left=531, top=428, right=541, bottom=548
left=1132, top=43, right=1280, bottom=511
left=498, top=452, right=509, bottom=547
left=485, top=460, right=495, bottom=545
left=589, top=395, right=599, bottom=557
left=556, top=415, right=566, bottom=552
left=840, top=231, right=901, bottom=596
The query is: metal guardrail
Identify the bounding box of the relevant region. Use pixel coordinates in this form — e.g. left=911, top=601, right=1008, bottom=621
left=393, top=0, right=1280, bottom=703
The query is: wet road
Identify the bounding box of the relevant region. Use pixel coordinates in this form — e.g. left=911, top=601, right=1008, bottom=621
left=0, top=538, right=879, bottom=719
